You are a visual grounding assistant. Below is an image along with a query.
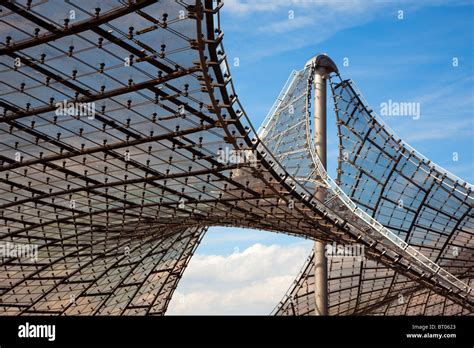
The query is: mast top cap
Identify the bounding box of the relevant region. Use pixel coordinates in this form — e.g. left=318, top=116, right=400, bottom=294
left=305, top=53, right=338, bottom=73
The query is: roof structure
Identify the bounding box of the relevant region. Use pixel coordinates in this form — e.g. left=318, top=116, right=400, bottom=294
left=273, top=74, right=473, bottom=316
left=0, top=0, right=472, bottom=315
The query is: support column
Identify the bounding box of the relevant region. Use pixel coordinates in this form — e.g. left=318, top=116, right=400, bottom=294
left=313, top=66, right=328, bottom=316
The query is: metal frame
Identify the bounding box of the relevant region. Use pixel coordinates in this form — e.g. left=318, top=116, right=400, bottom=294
left=273, top=72, right=473, bottom=316
left=0, top=0, right=472, bottom=316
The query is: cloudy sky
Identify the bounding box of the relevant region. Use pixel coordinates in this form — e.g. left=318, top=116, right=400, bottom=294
left=167, top=0, right=474, bottom=314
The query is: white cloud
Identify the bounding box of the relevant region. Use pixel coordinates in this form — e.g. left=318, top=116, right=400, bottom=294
left=224, top=0, right=285, bottom=14
left=221, top=1, right=384, bottom=63
left=221, top=0, right=472, bottom=63
left=225, top=0, right=472, bottom=16
left=395, top=118, right=473, bottom=142
left=167, top=242, right=312, bottom=314
left=257, top=16, right=315, bottom=34
left=225, top=0, right=386, bottom=16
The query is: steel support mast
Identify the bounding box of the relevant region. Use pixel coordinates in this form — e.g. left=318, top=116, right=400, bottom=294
left=306, top=54, right=338, bottom=316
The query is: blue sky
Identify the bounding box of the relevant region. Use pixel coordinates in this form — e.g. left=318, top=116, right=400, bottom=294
left=168, top=0, right=474, bottom=314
